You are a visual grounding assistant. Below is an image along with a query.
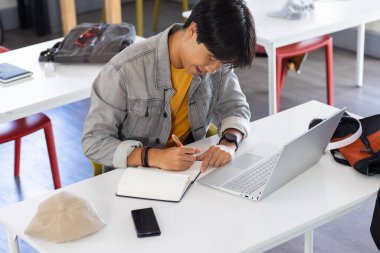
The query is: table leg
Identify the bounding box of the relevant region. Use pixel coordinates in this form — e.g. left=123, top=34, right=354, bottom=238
left=6, top=228, right=20, bottom=253
left=136, top=0, right=143, bottom=36
left=304, top=230, right=313, bottom=253
left=59, top=0, right=77, bottom=36
left=264, top=43, right=277, bottom=115
left=356, top=23, right=365, bottom=87
left=104, top=0, right=122, bottom=24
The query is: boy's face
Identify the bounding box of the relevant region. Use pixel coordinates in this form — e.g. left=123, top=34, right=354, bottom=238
left=180, top=23, right=223, bottom=76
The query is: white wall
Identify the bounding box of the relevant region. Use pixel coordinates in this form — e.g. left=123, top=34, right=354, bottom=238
left=0, top=0, right=17, bottom=9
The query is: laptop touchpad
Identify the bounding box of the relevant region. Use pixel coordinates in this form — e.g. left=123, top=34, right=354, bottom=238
left=230, top=153, right=263, bottom=170
left=248, top=142, right=282, bottom=158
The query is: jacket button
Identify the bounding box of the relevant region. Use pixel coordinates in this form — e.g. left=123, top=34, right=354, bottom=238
left=156, top=138, right=160, bottom=144
left=163, top=112, right=168, bottom=118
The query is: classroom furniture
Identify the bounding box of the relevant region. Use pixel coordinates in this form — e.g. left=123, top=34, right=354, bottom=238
left=184, top=0, right=380, bottom=114
left=153, top=0, right=189, bottom=32
left=59, top=0, right=122, bottom=36
left=1, top=101, right=379, bottom=253
left=0, top=46, right=61, bottom=189
left=0, top=113, right=62, bottom=189
left=60, top=0, right=188, bottom=37
left=276, top=35, right=334, bottom=112
left=0, top=37, right=145, bottom=125
left=0, top=46, right=8, bottom=53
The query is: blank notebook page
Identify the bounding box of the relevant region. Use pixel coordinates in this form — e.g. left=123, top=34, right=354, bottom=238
left=116, top=167, right=192, bottom=202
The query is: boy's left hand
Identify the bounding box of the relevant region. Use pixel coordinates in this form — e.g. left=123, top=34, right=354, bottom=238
left=196, top=144, right=235, bottom=172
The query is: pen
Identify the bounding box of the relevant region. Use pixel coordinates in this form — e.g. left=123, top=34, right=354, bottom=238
left=172, top=134, right=204, bottom=174
left=172, top=134, right=202, bottom=154
left=171, top=134, right=183, bottom=147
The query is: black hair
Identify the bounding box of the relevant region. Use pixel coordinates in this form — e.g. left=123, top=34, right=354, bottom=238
left=183, top=0, right=256, bottom=68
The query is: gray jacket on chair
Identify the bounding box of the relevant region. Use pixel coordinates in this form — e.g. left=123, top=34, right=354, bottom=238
left=82, top=24, right=251, bottom=170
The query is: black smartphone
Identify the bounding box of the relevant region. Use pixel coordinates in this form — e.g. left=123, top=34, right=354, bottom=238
left=131, top=207, right=161, bottom=238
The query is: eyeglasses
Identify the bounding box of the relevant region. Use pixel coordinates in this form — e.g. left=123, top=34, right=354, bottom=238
left=74, top=26, right=101, bottom=47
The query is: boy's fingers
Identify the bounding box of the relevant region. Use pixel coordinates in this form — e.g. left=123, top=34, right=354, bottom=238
left=182, top=154, right=196, bottom=162
left=196, top=151, right=207, bottom=161
left=201, top=152, right=213, bottom=172
left=182, top=147, right=202, bottom=155
left=182, top=147, right=198, bottom=154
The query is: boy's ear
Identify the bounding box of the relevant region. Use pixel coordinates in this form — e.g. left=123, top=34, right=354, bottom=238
left=187, top=22, right=198, bottom=39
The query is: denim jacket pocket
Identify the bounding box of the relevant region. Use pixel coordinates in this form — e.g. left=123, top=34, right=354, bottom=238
left=123, top=100, right=163, bottom=140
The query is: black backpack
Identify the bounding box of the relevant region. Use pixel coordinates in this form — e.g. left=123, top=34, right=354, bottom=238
left=39, top=23, right=136, bottom=63
left=371, top=188, right=380, bottom=250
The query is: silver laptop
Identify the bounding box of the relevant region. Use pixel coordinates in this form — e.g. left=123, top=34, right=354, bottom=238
left=198, top=108, right=346, bottom=201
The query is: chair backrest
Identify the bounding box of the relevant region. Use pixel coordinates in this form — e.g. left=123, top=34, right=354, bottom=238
left=0, top=46, right=10, bottom=53
left=90, top=160, right=103, bottom=176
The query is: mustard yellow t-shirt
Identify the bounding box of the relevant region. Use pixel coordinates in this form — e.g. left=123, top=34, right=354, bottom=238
left=166, top=65, right=193, bottom=147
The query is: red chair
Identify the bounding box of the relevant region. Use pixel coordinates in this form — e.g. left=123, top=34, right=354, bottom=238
left=0, top=47, right=9, bottom=53
left=0, top=47, right=61, bottom=189
left=257, top=35, right=334, bottom=112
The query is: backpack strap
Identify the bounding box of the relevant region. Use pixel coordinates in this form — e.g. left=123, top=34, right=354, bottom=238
left=39, top=42, right=61, bottom=62
left=330, top=149, right=350, bottom=166
left=327, top=114, right=362, bottom=167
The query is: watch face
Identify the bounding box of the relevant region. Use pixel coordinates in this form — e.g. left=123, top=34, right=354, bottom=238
left=224, top=133, right=237, bottom=142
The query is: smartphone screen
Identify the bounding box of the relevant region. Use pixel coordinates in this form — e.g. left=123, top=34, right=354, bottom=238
left=131, top=207, right=161, bottom=238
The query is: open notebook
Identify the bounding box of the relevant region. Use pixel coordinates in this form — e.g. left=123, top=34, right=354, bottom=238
left=116, top=162, right=202, bottom=202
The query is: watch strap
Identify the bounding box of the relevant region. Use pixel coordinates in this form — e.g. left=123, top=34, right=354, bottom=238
left=218, top=134, right=239, bottom=151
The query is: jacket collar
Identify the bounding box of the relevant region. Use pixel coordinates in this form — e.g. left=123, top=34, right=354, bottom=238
left=155, top=24, right=179, bottom=90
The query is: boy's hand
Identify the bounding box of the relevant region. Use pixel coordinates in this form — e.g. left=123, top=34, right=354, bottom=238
left=149, top=147, right=201, bottom=171
left=196, top=143, right=235, bottom=172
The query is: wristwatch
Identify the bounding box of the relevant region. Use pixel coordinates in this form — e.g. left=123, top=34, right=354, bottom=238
left=218, top=132, right=239, bottom=151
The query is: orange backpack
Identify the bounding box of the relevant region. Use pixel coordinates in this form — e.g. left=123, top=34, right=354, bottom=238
left=310, top=113, right=380, bottom=176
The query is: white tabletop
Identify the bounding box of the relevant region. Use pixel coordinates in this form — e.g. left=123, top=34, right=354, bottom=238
left=0, top=37, right=145, bottom=124
left=184, top=0, right=380, bottom=47
left=248, top=0, right=380, bottom=47
left=0, top=100, right=379, bottom=253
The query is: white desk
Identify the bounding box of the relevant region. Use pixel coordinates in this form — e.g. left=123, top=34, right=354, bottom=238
left=0, top=101, right=379, bottom=253
left=0, top=37, right=145, bottom=124
left=184, top=0, right=380, bottom=114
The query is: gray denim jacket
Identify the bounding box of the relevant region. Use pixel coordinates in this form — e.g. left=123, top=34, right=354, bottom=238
left=82, top=24, right=251, bottom=169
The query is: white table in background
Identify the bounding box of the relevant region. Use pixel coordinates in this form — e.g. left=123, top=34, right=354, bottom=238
left=184, top=0, right=380, bottom=114
left=0, top=37, right=145, bottom=124
left=0, top=100, right=379, bottom=253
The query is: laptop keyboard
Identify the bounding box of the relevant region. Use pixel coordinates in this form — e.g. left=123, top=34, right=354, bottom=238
left=221, top=153, right=280, bottom=196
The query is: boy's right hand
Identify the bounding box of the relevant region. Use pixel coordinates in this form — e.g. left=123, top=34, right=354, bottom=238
left=149, top=147, right=201, bottom=171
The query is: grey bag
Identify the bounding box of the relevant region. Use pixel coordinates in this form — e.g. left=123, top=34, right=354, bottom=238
left=39, top=23, right=136, bottom=63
